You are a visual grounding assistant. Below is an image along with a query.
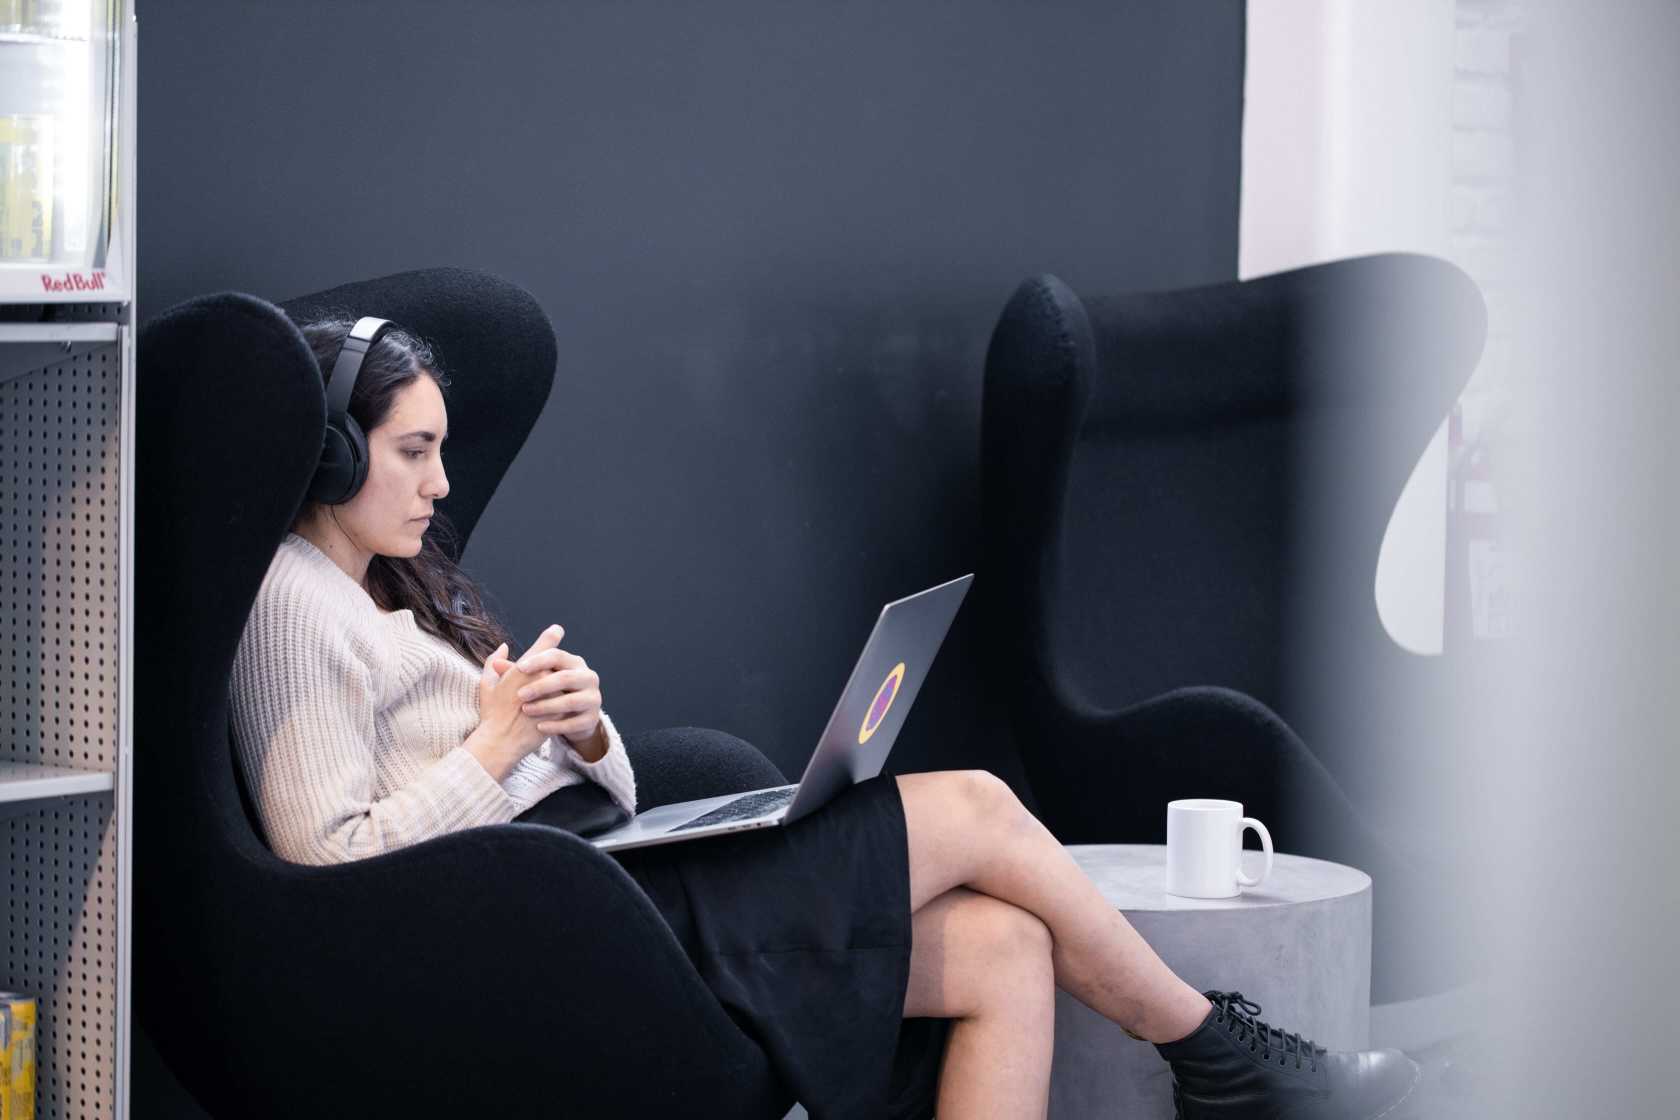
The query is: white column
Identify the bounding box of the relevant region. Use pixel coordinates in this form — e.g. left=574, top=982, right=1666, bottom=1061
left=1241, top=0, right=1457, bottom=655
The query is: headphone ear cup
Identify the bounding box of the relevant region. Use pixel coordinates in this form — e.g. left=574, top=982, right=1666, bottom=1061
left=306, top=314, right=390, bottom=507
left=339, top=413, right=370, bottom=501
left=308, top=416, right=369, bottom=505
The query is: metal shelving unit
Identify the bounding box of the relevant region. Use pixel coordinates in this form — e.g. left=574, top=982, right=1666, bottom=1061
left=1, top=1, right=136, bottom=1116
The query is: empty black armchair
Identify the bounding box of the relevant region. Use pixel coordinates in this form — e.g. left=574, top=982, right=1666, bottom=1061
left=979, top=255, right=1486, bottom=1011
left=134, top=268, right=794, bottom=1118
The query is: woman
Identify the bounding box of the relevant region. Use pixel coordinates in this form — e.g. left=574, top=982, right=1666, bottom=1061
left=229, top=317, right=1423, bottom=1120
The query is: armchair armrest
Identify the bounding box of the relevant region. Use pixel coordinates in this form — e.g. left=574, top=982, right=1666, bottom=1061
left=1035, top=686, right=1434, bottom=886
left=1105, top=685, right=1364, bottom=844
left=622, top=725, right=789, bottom=811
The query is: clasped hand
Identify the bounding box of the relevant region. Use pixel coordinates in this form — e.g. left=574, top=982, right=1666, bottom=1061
left=478, top=624, right=604, bottom=750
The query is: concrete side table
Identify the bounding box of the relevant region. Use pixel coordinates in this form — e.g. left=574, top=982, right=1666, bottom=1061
left=1049, top=844, right=1372, bottom=1119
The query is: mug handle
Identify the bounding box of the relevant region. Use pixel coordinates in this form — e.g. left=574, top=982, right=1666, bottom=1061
left=1236, top=817, right=1274, bottom=888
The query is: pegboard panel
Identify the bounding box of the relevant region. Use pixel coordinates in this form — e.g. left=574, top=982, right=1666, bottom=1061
left=0, top=303, right=128, bottom=325
left=3, top=796, right=118, bottom=1119
left=1, top=345, right=124, bottom=1120
left=0, top=347, right=122, bottom=770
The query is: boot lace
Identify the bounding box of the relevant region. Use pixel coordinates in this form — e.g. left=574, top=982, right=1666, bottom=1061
left=1204, top=990, right=1326, bottom=1072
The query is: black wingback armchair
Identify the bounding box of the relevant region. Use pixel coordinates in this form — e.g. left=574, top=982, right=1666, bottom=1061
left=134, top=268, right=795, bottom=1117
left=979, top=255, right=1486, bottom=1010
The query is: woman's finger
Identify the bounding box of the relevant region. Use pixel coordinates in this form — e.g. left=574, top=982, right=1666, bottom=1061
left=524, top=689, right=600, bottom=718
left=518, top=625, right=565, bottom=667
left=518, top=650, right=588, bottom=677
left=517, top=667, right=595, bottom=698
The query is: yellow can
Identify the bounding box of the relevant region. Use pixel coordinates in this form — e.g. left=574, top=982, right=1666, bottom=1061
left=0, top=1004, right=9, bottom=1120
left=0, top=992, right=35, bottom=1120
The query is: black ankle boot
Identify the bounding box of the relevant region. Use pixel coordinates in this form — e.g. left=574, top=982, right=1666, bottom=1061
left=1152, top=990, right=1421, bottom=1120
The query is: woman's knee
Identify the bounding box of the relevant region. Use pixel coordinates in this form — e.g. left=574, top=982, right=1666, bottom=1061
left=908, top=889, right=1053, bottom=1019
left=896, top=770, right=1032, bottom=905
left=981, top=894, right=1053, bottom=965
left=965, top=895, right=1054, bottom=1019
left=927, top=893, right=1041, bottom=1000
left=951, top=769, right=1027, bottom=830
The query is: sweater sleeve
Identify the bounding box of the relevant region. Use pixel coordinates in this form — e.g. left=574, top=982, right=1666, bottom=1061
left=557, top=709, right=637, bottom=817
left=228, top=600, right=521, bottom=865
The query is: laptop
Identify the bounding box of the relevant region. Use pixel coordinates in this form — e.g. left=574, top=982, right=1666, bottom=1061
left=590, top=573, right=973, bottom=853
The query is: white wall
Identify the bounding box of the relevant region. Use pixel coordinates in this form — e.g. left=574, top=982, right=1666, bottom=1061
left=1241, top=0, right=1457, bottom=655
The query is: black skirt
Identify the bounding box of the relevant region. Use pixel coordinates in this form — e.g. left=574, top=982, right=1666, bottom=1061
left=540, top=774, right=951, bottom=1119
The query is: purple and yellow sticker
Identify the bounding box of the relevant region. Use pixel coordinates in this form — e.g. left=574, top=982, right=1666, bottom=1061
left=859, top=662, right=907, bottom=744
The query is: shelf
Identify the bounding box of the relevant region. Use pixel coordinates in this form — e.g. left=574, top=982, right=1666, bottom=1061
left=0, top=321, right=119, bottom=386
left=0, top=759, right=114, bottom=800
left=0, top=323, right=119, bottom=343
left=0, top=31, right=92, bottom=45
left=0, top=760, right=114, bottom=821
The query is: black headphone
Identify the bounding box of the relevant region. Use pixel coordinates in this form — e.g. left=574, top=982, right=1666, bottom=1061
left=307, top=316, right=397, bottom=506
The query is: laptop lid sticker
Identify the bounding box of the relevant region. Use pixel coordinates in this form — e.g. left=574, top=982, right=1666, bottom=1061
left=858, top=662, right=907, bottom=744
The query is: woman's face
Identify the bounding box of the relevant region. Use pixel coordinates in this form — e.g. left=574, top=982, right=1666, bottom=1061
left=328, top=375, right=451, bottom=559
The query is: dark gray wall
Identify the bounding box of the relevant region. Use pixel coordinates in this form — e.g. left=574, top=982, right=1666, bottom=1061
left=140, top=0, right=1244, bottom=792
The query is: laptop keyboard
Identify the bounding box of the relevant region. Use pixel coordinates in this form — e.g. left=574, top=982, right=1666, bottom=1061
left=671, top=786, right=798, bottom=832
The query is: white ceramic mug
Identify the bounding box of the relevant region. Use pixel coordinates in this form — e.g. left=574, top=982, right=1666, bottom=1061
left=1165, top=799, right=1274, bottom=898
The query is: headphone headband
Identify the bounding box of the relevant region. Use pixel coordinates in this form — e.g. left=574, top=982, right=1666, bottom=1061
left=323, top=316, right=394, bottom=421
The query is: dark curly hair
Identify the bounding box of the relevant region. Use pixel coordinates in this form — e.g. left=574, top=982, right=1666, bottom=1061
left=290, top=314, right=515, bottom=668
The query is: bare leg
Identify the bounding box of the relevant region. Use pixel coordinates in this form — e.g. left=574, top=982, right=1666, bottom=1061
left=896, top=770, right=1213, bottom=1045
left=903, top=887, right=1056, bottom=1119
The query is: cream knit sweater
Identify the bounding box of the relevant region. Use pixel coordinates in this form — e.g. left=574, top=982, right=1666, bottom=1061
left=227, top=531, right=637, bottom=865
